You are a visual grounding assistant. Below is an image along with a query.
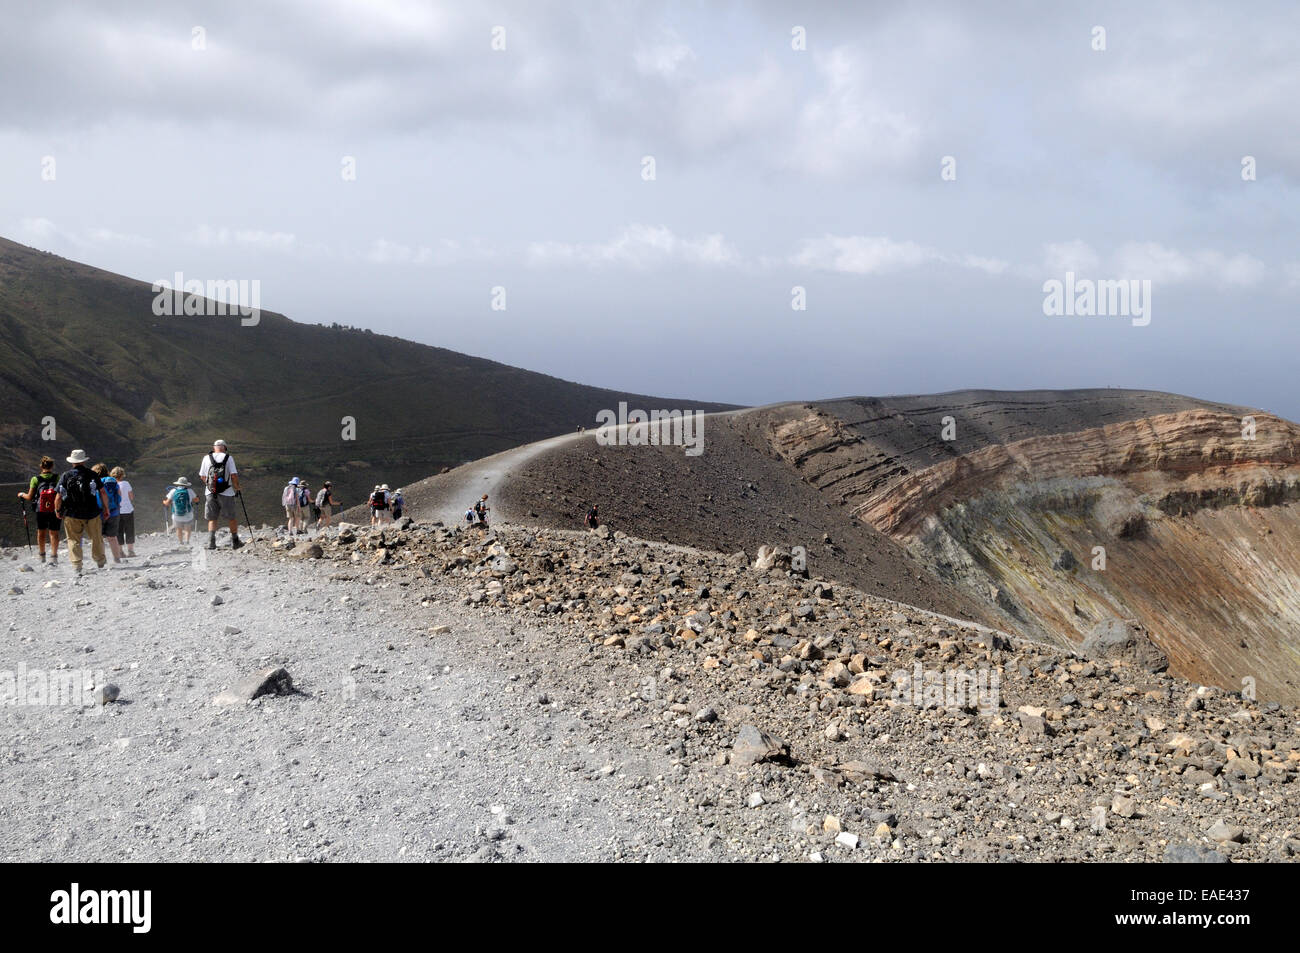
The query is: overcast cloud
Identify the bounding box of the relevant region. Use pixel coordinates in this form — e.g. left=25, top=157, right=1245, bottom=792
left=3, top=0, right=1297, bottom=417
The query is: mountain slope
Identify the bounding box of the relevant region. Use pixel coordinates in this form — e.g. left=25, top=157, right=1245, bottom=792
left=0, top=237, right=735, bottom=526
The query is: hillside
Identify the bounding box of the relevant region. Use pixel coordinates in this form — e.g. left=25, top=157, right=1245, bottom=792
left=0, top=237, right=735, bottom=528
left=421, top=390, right=1300, bottom=704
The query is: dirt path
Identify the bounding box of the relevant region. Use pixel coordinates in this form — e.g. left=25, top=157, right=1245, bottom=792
left=0, top=532, right=705, bottom=862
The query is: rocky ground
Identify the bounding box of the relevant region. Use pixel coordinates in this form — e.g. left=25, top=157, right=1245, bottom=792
left=4, top=510, right=1298, bottom=862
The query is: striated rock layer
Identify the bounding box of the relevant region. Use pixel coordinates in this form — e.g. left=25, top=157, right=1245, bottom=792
left=761, top=395, right=1300, bottom=703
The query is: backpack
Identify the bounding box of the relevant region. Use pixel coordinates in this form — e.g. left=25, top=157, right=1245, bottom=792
left=171, top=488, right=193, bottom=518
left=315, top=488, right=329, bottom=507
left=35, top=474, right=58, bottom=514
left=465, top=509, right=474, bottom=523
left=371, top=490, right=387, bottom=509
left=101, top=476, right=121, bottom=515
left=282, top=484, right=298, bottom=507
left=60, top=467, right=100, bottom=516
left=206, top=453, right=231, bottom=494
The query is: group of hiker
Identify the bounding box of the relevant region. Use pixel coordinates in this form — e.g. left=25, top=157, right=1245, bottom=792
left=366, top=484, right=405, bottom=526
left=15, top=439, right=248, bottom=573
left=15, top=452, right=138, bottom=570
left=16, top=436, right=606, bottom=571
left=281, top=477, right=341, bottom=535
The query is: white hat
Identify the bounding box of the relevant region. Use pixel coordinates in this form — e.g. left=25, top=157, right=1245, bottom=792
left=213, top=439, right=227, bottom=449
left=173, top=476, right=192, bottom=487
left=381, top=483, right=390, bottom=490
left=67, top=449, right=89, bottom=464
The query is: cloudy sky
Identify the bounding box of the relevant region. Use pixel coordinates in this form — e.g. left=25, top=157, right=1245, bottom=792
left=3, top=0, right=1298, bottom=417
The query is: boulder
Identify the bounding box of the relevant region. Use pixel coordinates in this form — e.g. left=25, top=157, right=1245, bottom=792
left=1080, top=618, right=1168, bottom=672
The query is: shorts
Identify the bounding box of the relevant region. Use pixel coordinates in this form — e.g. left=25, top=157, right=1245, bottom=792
left=102, top=514, right=120, bottom=537
left=285, top=506, right=301, bottom=520
left=35, top=512, right=62, bottom=532
left=205, top=493, right=239, bottom=522
left=392, top=507, right=402, bottom=519
left=173, top=515, right=195, bottom=527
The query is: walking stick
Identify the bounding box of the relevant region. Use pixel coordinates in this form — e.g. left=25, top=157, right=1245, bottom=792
left=236, top=491, right=255, bottom=547
left=19, top=500, right=32, bottom=551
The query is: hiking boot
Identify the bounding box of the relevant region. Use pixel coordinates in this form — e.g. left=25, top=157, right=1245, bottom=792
left=208, top=536, right=217, bottom=550
left=231, top=536, right=245, bottom=550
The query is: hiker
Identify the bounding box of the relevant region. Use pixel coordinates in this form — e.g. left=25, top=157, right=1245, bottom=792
left=282, top=477, right=304, bottom=535
left=368, top=484, right=388, bottom=526
left=16, top=455, right=61, bottom=564
left=298, top=480, right=316, bottom=532
left=391, top=487, right=405, bottom=520
left=164, top=477, right=198, bottom=544
left=55, top=449, right=109, bottom=574
left=316, top=481, right=337, bottom=528
left=474, top=493, right=490, bottom=530
left=111, top=466, right=137, bottom=557
left=198, top=438, right=244, bottom=550
left=92, top=463, right=124, bottom=564
left=585, top=503, right=599, bottom=530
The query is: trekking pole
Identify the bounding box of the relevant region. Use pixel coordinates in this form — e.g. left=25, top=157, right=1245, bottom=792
left=236, top=491, right=255, bottom=547
left=19, top=500, right=32, bottom=551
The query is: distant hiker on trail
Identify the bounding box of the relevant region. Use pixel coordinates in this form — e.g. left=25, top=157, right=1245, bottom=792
left=316, top=481, right=337, bottom=528
left=16, top=455, right=60, bottom=564
left=299, top=480, right=316, bottom=531
left=585, top=504, right=599, bottom=530
left=199, top=439, right=244, bottom=550
left=164, top=477, right=198, bottom=544
left=56, top=449, right=109, bottom=574
left=369, top=484, right=389, bottom=525
left=282, top=477, right=305, bottom=535
left=111, top=466, right=137, bottom=557
left=391, top=488, right=405, bottom=520
left=474, top=493, right=490, bottom=530
left=92, top=463, right=124, bottom=564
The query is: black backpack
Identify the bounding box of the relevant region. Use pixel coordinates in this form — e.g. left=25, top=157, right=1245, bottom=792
left=206, top=453, right=230, bottom=494
left=61, top=468, right=98, bottom=514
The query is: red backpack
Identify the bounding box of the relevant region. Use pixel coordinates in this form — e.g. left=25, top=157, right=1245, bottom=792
left=35, top=474, right=58, bottom=514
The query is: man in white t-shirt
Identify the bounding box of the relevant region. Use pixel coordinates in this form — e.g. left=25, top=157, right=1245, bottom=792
left=198, top=438, right=244, bottom=550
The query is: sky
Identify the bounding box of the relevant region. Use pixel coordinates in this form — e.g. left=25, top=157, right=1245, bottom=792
left=2, top=0, right=1298, bottom=417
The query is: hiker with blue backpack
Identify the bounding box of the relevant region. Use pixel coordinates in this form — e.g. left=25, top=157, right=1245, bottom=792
left=164, top=477, right=198, bottom=544
left=92, top=462, right=125, bottom=564
left=15, top=454, right=61, bottom=565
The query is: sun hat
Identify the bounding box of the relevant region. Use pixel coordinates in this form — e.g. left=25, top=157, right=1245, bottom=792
left=381, top=483, right=390, bottom=490
left=213, top=439, right=227, bottom=449
left=67, top=449, right=89, bottom=464
left=174, top=476, right=192, bottom=487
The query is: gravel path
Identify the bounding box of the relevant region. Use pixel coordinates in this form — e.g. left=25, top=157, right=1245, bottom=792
left=0, top=533, right=708, bottom=862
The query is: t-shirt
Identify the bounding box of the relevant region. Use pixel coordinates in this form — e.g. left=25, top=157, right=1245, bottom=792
left=165, top=487, right=198, bottom=519
left=58, top=466, right=105, bottom=520
left=117, top=479, right=135, bottom=514
left=199, top=452, right=238, bottom=497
